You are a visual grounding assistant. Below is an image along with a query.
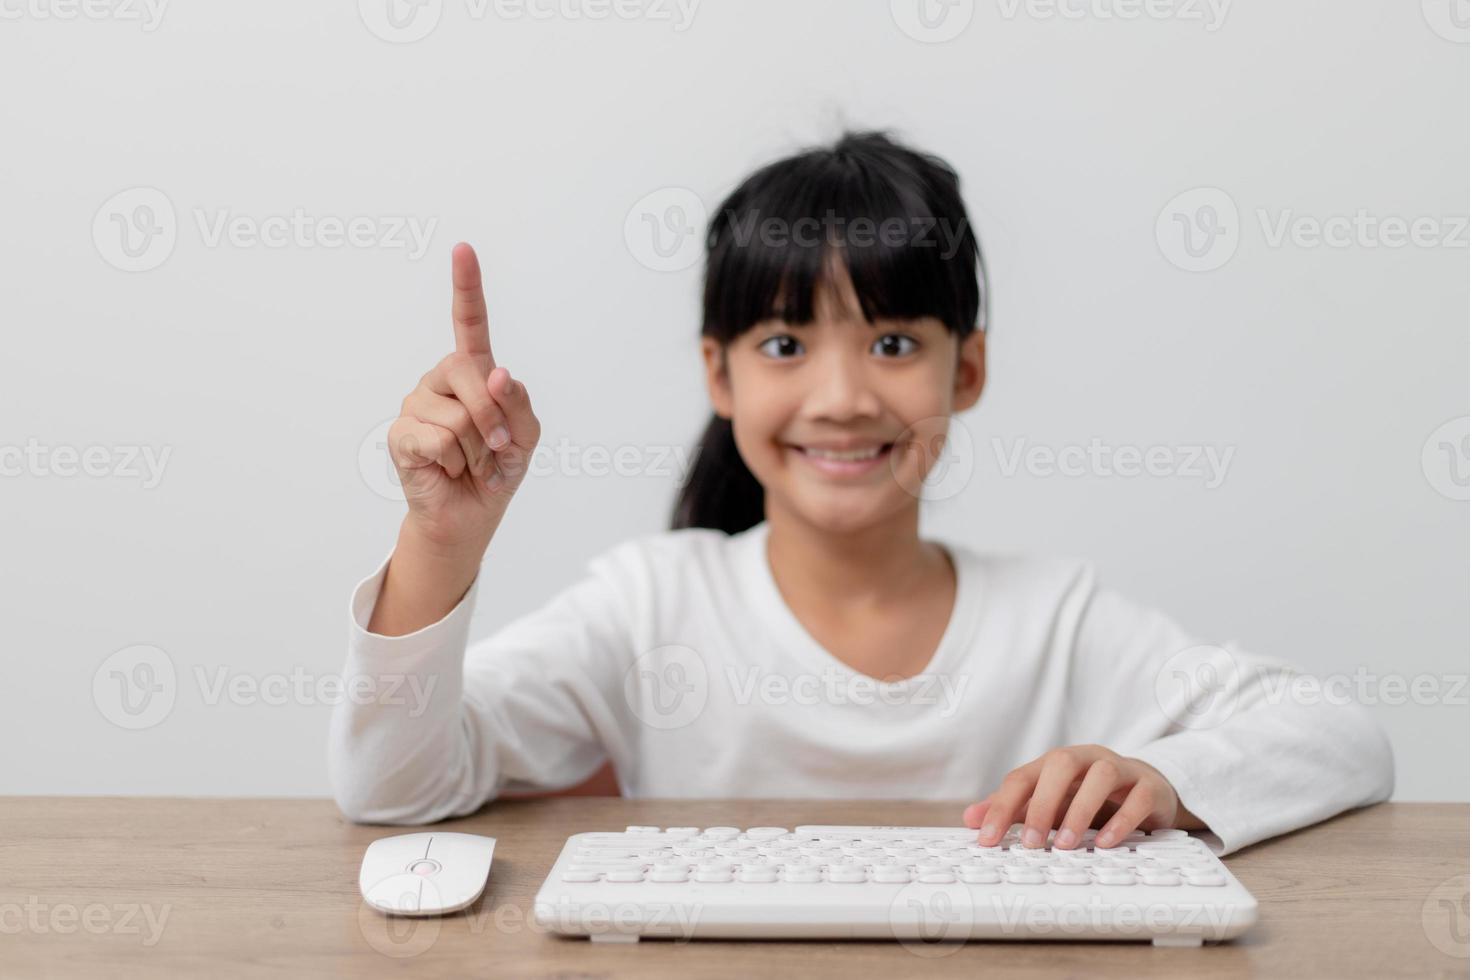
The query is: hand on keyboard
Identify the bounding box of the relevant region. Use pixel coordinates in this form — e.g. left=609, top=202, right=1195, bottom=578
left=964, top=744, right=1204, bottom=851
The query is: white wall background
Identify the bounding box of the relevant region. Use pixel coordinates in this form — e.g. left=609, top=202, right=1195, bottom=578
left=1, top=0, right=1465, bottom=802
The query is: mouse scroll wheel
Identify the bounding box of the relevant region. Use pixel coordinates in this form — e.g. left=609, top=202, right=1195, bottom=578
left=408, top=858, right=441, bottom=877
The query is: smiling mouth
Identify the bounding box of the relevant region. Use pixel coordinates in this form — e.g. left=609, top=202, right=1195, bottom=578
left=793, top=443, right=894, bottom=462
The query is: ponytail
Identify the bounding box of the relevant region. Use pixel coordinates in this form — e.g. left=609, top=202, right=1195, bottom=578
left=670, top=413, right=765, bottom=533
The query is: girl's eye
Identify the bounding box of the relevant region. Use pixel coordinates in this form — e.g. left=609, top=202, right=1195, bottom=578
left=873, top=334, right=919, bottom=357
left=758, top=335, right=803, bottom=359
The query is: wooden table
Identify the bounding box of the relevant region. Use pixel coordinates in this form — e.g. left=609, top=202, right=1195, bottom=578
left=4, top=798, right=1468, bottom=978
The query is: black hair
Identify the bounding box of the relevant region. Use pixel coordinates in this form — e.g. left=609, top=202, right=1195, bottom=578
left=669, top=129, right=988, bottom=535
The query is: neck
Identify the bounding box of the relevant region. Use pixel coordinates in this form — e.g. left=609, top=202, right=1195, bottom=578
left=762, top=501, right=946, bottom=610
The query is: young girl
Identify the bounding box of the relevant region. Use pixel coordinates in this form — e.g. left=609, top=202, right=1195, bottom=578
left=329, top=130, right=1393, bottom=857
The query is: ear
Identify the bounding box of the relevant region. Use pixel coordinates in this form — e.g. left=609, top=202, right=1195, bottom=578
left=951, top=328, right=986, bottom=412
left=701, top=337, right=734, bottom=420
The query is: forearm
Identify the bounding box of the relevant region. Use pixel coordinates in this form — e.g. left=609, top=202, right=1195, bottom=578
left=367, top=517, right=490, bottom=637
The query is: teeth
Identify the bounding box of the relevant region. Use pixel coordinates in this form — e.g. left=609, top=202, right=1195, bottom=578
left=803, top=446, right=883, bottom=462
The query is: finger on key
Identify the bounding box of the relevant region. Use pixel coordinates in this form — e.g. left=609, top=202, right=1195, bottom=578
left=1096, top=780, right=1160, bottom=848
left=1055, top=758, right=1120, bottom=850
left=1022, top=754, right=1085, bottom=848
left=977, top=767, right=1040, bottom=845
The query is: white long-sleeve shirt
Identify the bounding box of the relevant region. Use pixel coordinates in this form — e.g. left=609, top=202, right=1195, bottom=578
left=327, top=520, right=1394, bottom=855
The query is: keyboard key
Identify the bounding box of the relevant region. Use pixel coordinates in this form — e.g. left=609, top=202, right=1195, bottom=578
left=625, top=826, right=660, bottom=833
left=826, top=866, right=867, bottom=883
left=604, top=870, right=645, bottom=883
left=1135, top=842, right=1200, bottom=856
left=737, top=867, right=778, bottom=883
left=1148, top=829, right=1190, bottom=840
left=1048, top=868, right=1092, bottom=886
left=702, top=827, right=741, bottom=838
left=1093, top=869, right=1136, bottom=886
left=695, top=868, right=734, bottom=883
left=958, top=866, right=1001, bottom=884
left=919, top=871, right=957, bottom=884
left=1141, top=870, right=1182, bottom=886
left=745, top=827, right=789, bottom=840
left=873, top=867, right=912, bottom=883
left=781, top=867, right=822, bottom=883
left=1003, top=867, right=1045, bottom=884
left=561, top=870, right=601, bottom=882
left=649, top=867, right=689, bottom=883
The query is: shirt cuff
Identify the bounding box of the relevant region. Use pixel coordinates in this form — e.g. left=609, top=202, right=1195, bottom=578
left=1127, top=740, right=1237, bottom=857
left=347, top=549, right=480, bottom=667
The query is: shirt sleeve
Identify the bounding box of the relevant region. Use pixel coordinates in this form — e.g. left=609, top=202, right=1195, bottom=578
left=327, top=543, right=640, bottom=825
left=1061, top=566, right=1396, bottom=856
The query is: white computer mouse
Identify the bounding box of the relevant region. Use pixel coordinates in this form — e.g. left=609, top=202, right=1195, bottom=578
left=359, top=832, right=496, bottom=916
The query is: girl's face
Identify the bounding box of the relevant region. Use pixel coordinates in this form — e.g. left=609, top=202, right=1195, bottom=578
left=702, top=258, right=986, bottom=534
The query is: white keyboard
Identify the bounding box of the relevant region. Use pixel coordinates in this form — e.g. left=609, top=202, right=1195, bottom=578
left=532, top=824, right=1257, bottom=946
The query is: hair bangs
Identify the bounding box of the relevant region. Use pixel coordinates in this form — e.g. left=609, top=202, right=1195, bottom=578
left=701, top=130, right=984, bottom=346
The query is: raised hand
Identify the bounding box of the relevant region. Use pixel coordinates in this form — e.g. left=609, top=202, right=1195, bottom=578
left=386, top=242, right=541, bottom=552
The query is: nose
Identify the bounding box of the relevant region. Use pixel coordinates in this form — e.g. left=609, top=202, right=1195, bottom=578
left=802, top=346, right=881, bottom=423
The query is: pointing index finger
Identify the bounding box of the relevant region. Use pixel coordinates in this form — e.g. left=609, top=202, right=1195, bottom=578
left=451, top=241, right=495, bottom=367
